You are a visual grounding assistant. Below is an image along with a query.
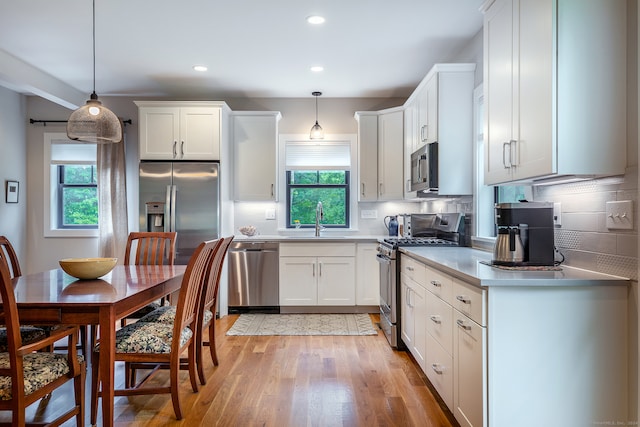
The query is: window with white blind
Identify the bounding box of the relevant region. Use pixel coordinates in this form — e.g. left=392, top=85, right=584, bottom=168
left=44, top=133, right=98, bottom=237
left=283, top=137, right=355, bottom=229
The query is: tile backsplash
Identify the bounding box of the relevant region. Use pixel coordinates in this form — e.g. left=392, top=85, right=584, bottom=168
left=534, top=166, right=638, bottom=280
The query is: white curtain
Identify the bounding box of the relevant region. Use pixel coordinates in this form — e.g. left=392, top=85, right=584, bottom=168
left=97, top=123, right=129, bottom=260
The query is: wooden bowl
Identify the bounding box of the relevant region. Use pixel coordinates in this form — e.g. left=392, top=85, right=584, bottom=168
left=59, top=257, right=117, bottom=280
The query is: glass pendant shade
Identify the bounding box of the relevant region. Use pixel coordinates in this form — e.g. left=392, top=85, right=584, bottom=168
left=310, top=121, right=324, bottom=139
left=67, top=92, right=122, bottom=143
left=309, top=91, right=324, bottom=140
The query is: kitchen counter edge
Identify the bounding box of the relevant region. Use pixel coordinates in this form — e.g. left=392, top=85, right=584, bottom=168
left=399, top=246, right=630, bottom=288
left=233, top=235, right=383, bottom=243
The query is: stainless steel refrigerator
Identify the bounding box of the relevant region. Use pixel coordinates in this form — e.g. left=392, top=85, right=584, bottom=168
left=139, top=162, right=220, bottom=265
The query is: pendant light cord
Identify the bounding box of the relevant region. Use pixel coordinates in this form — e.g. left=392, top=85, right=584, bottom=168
left=92, top=0, right=96, bottom=95
left=315, top=94, right=318, bottom=122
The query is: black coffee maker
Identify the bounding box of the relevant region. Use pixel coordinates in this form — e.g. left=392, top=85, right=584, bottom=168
left=493, top=202, right=555, bottom=266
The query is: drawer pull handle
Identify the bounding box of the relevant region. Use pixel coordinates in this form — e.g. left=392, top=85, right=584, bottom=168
left=456, top=319, right=472, bottom=330
left=456, top=295, right=471, bottom=304
left=430, top=280, right=441, bottom=287
left=431, top=363, right=443, bottom=374
left=429, top=315, right=441, bottom=324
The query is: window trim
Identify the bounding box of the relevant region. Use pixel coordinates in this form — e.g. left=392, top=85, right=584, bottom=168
left=44, top=133, right=98, bottom=237
left=285, top=170, right=351, bottom=229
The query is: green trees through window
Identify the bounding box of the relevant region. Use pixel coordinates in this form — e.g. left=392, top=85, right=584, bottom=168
left=286, top=170, right=349, bottom=228
left=58, top=165, right=98, bottom=228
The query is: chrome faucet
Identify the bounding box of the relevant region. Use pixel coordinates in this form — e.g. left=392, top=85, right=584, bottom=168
left=315, top=201, right=324, bottom=237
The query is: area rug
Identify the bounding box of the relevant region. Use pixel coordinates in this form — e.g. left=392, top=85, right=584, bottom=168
left=226, top=313, right=378, bottom=336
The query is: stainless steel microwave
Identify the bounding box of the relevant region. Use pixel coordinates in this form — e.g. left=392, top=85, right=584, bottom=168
left=410, top=142, right=438, bottom=192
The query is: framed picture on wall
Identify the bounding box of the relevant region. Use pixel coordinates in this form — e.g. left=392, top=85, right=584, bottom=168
left=6, top=180, right=19, bottom=203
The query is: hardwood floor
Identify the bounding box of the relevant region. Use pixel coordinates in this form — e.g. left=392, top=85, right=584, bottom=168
left=11, top=314, right=457, bottom=427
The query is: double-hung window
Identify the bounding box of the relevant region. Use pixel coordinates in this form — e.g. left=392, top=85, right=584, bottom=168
left=285, top=140, right=351, bottom=229
left=44, top=133, right=98, bottom=237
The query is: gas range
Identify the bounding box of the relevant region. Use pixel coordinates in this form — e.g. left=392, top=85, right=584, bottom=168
left=382, top=236, right=459, bottom=247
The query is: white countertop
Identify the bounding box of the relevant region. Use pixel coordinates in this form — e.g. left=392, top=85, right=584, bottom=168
left=233, top=234, right=384, bottom=243
left=399, top=246, right=629, bottom=287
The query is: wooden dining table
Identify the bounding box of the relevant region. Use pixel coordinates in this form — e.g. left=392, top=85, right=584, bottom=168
left=12, top=264, right=186, bottom=426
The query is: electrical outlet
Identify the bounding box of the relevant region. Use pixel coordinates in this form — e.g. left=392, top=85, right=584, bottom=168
left=265, top=208, right=276, bottom=220
left=361, top=209, right=378, bottom=219
left=553, top=202, right=562, bottom=227
left=605, top=200, right=633, bottom=230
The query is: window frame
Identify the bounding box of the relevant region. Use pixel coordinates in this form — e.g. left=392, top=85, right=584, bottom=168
left=285, top=170, right=351, bottom=229
left=56, top=164, right=99, bottom=230
left=44, top=133, right=99, bottom=237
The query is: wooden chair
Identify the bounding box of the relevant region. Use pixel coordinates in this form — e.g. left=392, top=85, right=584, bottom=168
left=0, top=236, right=47, bottom=351
left=120, top=232, right=177, bottom=326
left=90, top=239, right=219, bottom=423
left=137, top=236, right=234, bottom=384
left=0, top=253, right=86, bottom=426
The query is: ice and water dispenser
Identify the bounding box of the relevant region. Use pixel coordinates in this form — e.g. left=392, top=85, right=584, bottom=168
left=145, top=202, right=166, bottom=232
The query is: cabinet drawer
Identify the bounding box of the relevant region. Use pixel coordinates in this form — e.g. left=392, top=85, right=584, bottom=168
left=425, top=332, right=454, bottom=409
left=426, top=291, right=453, bottom=355
left=279, top=243, right=355, bottom=257
left=401, top=256, right=426, bottom=285
left=424, top=265, right=453, bottom=304
left=452, top=279, right=486, bottom=326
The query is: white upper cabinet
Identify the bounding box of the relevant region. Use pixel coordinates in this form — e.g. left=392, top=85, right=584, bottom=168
left=232, top=111, right=281, bottom=201
left=482, top=0, right=626, bottom=185
left=135, top=101, right=228, bottom=161
left=403, top=63, right=476, bottom=197
left=355, top=108, right=404, bottom=202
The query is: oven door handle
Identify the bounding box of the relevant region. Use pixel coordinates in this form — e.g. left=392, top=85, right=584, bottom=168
left=376, top=253, right=392, bottom=264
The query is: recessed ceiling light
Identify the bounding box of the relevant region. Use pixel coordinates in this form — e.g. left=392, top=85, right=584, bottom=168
left=306, top=15, right=325, bottom=25
left=193, top=65, right=208, bottom=72
left=310, top=66, right=324, bottom=72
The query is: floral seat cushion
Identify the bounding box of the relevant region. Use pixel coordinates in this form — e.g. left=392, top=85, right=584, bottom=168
left=138, top=306, right=214, bottom=326
left=0, top=326, right=46, bottom=352
left=0, top=352, right=84, bottom=400
left=95, top=322, right=192, bottom=354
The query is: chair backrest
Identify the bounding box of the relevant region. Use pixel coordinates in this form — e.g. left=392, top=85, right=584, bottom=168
left=171, top=239, right=221, bottom=353
left=124, top=232, right=177, bottom=266
left=0, top=235, right=21, bottom=278
left=200, top=236, right=234, bottom=315
left=0, top=254, right=24, bottom=378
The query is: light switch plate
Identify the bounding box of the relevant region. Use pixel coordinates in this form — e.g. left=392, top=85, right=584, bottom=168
left=265, top=208, right=276, bottom=220
left=605, top=200, right=633, bottom=230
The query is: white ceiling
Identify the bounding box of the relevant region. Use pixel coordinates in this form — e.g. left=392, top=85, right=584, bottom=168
left=0, top=0, right=484, bottom=104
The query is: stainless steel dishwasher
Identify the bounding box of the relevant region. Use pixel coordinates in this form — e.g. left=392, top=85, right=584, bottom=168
left=228, top=241, right=279, bottom=313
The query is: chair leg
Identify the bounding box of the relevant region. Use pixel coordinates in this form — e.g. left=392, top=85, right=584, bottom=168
left=209, top=315, right=218, bottom=366
left=188, top=343, right=198, bottom=393
left=196, top=322, right=206, bottom=385
left=75, top=360, right=86, bottom=427
left=80, top=325, right=88, bottom=360
left=169, top=357, right=183, bottom=420
left=90, top=352, right=100, bottom=426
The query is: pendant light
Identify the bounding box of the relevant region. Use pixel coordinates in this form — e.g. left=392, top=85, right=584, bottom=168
left=67, top=0, right=122, bottom=144
left=309, top=91, right=324, bottom=140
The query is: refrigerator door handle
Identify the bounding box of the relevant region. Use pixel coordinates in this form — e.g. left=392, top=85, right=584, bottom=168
left=170, top=185, right=177, bottom=232
left=164, top=185, right=172, bottom=232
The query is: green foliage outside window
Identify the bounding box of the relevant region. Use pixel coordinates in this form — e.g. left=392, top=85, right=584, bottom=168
left=287, top=170, right=349, bottom=228
left=59, top=165, right=98, bottom=227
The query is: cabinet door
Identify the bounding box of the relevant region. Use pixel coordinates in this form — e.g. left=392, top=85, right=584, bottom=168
left=357, top=114, right=378, bottom=201
left=411, top=280, right=427, bottom=369
left=424, top=74, right=438, bottom=144
left=426, top=331, right=454, bottom=409
left=356, top=244, right=379, bottom=306
left=279, top=257, right=317, bottom=305
left=180, top=107, right=221, bottom=160
left=512, top=0, right=554, bottom=180
left=453, top=313, right=485, bottom=427
left=483, top=0, right=516, bottom=185
left=139, top=107, right=180, bottom=160
left=317, top=257, right=355, bottom=305
left=400, top=277, right=414, bottom=349
left=233, top=114, right=279, bottom=201
left=377, top=110, right=404, bottom=201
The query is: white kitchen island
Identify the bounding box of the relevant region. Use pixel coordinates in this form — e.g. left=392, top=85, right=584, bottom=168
left=399, top=246, right=630, bottom=427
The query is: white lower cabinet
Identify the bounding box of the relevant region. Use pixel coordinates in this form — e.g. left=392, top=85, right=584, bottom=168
left=453, top=310, right=484, bottom=427
left=355, top=243, right=379, bottom=306
left=409, top=258, right=486, bottom=427
left=279, top=243, right=356, bottom=306
left=400, top=274, right=426, bottom=370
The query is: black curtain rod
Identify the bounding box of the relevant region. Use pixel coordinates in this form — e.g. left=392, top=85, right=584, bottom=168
left=29, top=118, right=132, bottom=126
